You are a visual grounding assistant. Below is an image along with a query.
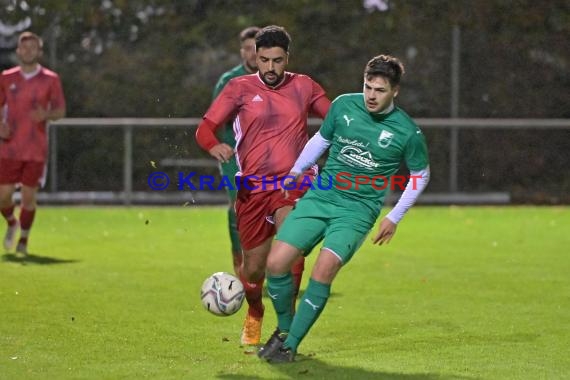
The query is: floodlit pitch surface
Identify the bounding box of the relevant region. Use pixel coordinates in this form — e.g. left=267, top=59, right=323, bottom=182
left=1, top=206, right=568, bottom=379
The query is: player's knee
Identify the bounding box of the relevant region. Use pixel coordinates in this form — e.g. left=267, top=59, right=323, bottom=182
left=266, top=253, right=291, bottom=275
left=241, top=262, right=264, bottom=282
left=311, top=251, right=342, bottom=283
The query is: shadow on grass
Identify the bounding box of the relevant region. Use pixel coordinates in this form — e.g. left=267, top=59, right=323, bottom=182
left=2, top=252, right=79, bottom=265
left=216, top=356, right=477, bottom=380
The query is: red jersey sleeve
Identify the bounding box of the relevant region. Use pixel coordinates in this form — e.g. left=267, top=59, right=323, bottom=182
left=204, top=78, right=240, bottom=126
left=49, top=74, right=66, bottom=111
left=195, top=79, right=242, bottom=151
left=309, top=80, right=330, bottom=119
left=195, top=118, right=220, bottom=151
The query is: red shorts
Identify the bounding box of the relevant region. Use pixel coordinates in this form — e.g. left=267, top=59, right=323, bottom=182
left=0, top=159, right=46, bottom=187
left=235, top=188, right=306, bottom=250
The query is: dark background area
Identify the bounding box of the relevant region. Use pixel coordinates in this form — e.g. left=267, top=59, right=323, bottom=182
left=1, top=0, right=569, bottom=203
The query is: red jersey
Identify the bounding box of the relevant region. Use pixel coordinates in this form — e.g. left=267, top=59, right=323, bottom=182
left=198, top=72, right=330, bottom=192
left=0, top=66, right=66, bottom=162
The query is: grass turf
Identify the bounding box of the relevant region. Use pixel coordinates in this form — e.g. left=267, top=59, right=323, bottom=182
left=0, top=206, right=568, bottom=379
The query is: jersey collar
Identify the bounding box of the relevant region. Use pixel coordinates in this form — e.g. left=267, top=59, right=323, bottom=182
left=20, top=65, right=42, bottom=80
left=256, top=71, right=289, bottom=89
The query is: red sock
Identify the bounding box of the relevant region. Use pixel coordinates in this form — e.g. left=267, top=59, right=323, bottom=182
left=1, top=205, right=16, bottom=226
left=240, top=273, right=264, bottom=318
left=20, top=208, right=36, bottom=230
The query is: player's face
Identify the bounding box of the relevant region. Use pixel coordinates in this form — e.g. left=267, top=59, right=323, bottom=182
left=240, top=38, right=257, bottom=73
left=363, top=76, right=399, bottom=113
left=16, top=39, right=42, bottom=66
left=256, top=47, right=288, bottom=87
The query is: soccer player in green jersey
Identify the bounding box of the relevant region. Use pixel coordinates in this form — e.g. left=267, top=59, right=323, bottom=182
left=212, top=26, right=260, bottom=275
left=258, top=54, right=431, bottom=362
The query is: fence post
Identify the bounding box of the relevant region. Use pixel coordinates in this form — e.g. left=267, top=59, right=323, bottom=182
left=449, top=24, right=461, bottom=192
left=49, top=124, right=58, bottom=192
left=123, top=125, right=133, bottom=205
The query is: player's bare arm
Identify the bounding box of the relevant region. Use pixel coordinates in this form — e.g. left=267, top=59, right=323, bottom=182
left=30, top=105, right=66, bottom=122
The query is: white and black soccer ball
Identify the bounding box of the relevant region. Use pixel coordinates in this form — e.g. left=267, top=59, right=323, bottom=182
left=200, top=272, right=245, bottom=316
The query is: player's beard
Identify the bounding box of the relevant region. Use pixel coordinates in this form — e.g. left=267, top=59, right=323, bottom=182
left=261, top=71, right=284, bottom=87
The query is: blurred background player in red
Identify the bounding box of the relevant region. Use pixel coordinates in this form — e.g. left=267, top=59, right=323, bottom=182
left=196, top=25, right=330, bottom=345
left=0, top=31, right=66, bottom=255
left=212, top=26, right=260, bottom=276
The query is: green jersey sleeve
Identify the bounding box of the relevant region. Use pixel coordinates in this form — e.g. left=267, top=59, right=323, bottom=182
left=404, top=128, right=430, bottom=171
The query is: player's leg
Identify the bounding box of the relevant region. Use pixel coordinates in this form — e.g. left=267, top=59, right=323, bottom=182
left=0, top=159, right=20, bottom=251
left=15, top=161, right=44, bottom=255
left=17, top=185, right=38, bottom=255
left=257, top=239, right=304, bottom=359
left=235, top=192, right=275, bottom=345
left=228, top=202, right=242, bottom=275
left=260, top=197, right=326, bottom=359
left=273, top=190, right=310, bottom=310
left=274, top=204, right=304, bottom=310
left=239, top=237, right=271, bottom=345
left=279, top=249, right=341, bottom=357
left=0, top=184, right=18, bottom=251
left=266, top=215, right=372, bottom=363
left=220, top=158, right=242, bottom=275
left=263, top=247, right=339, bottom=363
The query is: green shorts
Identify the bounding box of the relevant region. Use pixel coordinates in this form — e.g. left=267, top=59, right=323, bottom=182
left=276, top=192, right=376, bottom=265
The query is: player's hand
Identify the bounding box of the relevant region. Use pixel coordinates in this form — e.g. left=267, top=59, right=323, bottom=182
left=281, top=172, right=299, bottom=199
left=208, top=143, right=234, bottom=163
left=0, top=122, right=10, bottom=139
left=372, top=217, right=397, bottom=245
left=30, top=105, right=49, bottom=122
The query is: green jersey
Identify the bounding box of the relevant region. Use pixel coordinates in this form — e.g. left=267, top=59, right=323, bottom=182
left=212, top=64, right=250, bottom=147
left=311, top=93, right=429, bottom=218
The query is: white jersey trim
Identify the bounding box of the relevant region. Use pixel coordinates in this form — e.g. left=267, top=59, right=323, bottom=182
left=386, top=166, right=430, bottom=224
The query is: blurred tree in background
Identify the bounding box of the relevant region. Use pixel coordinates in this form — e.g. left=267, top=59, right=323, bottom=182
left=1, top=0, right=569, bottom=202
left=2, top=0, right=567, bottom=117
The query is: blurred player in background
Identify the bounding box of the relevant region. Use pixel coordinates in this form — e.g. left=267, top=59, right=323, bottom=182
left=196, top=25, right=330, bottom=346
left=0, top=31, right=66, bottom=255
left=258, top=54, right=430, bottom=362
left=212, top=26, right=260, bottom=276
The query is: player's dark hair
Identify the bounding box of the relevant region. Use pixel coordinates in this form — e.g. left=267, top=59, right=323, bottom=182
left=18, top=31, right=43, bottom=49
left=239, top=26, right=261, bottom=42
left=255, top=25, right=291, bottom=52
left=364, top=55, right=405, bottom=87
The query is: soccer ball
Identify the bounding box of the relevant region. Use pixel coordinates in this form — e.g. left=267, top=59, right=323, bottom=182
left=200, top=272, right=245, bottom=316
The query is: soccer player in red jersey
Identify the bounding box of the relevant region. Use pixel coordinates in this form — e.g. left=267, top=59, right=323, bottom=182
left=196, top=25, right=330, bottom=345
left=0, top=32, right=66, bottom=255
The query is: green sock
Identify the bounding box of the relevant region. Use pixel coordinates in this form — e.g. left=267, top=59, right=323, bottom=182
left=267, top=272, right=294, bottom=332
left=284, top=278, right=331, bottom=352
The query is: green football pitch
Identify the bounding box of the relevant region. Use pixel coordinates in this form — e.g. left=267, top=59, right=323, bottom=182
left=1, top=206, right=568, bottom=379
